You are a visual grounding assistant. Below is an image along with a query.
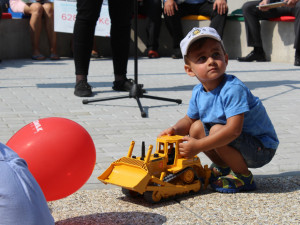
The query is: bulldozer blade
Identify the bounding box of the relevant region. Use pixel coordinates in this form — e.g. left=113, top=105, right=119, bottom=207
left=98, top=158, right=151, bottom=194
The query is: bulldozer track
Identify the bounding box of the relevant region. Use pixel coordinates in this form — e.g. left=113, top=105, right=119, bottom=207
left=163, top=167, right=200, bottom=183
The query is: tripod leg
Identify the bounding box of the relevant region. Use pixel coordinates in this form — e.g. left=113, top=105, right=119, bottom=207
left=135, top=97, right=147, bottom=118
left=142, top=95, right=182, bottom=104
left=82, top=95, right=129, bottom=104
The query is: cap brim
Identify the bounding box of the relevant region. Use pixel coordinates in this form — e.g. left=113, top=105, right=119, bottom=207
left=183, top=34, right=222, bottom=56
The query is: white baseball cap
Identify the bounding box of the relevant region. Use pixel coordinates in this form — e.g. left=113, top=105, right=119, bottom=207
left=180, top=27, right=224, bottom=57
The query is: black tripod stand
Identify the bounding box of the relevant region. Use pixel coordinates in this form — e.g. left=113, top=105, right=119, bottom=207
left=82, top=0, right=182, bottom=118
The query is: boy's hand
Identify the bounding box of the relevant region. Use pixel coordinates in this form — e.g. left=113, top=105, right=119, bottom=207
left=158, top=127, right=175, bottom=137
left=178, top=136, right=199, bottom=158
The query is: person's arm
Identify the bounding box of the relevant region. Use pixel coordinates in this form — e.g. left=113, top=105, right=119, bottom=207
left=159, top=115, right=197, bottom=137
left=164, top=0, right=178, bottom=16
left=213, top=0, right=228, bottom=15
left=258, top=0, right=271, bottom=11
left=258, top=0, right=298, bottom=11
left=286, top=0, right=299, bottom=7
left=178, top=113, right=244, bottom=158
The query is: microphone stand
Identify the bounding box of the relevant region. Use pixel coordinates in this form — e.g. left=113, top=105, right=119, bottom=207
left=82, top=0, right=182, bottom=118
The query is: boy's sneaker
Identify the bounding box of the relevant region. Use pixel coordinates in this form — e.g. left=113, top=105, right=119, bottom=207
left=112, top=79, right=134, bottom=92
left=209, top=163, right=231, bottom=183
left=74, top=80, right=92, bottom=97
left=211, top=171, right=256, bottom=193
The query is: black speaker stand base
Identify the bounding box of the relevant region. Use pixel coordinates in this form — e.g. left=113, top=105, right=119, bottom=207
left=82, top=83, right=182, bottom=118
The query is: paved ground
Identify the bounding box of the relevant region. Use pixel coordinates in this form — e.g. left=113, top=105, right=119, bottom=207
left=0, top=57, right=299, bottom=224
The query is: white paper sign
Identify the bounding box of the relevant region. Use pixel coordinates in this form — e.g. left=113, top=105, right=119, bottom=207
left=54, top=0, right=111, bottom=37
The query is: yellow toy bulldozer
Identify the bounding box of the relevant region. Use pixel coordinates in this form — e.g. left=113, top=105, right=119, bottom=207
left=98, top=135, right=211, bottom=203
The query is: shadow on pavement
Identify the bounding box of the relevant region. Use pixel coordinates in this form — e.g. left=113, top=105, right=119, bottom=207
left=55, top=211, right=166, bottom=225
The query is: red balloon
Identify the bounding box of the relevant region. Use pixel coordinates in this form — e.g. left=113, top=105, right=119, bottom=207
left=6, top=117, right=96, bottom=201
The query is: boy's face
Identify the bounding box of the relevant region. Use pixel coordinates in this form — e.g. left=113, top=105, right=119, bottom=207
left=184, top=38, right=228, bottom=91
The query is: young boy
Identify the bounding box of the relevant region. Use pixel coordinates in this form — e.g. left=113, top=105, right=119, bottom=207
left=159, top=27, right=279, bottom=193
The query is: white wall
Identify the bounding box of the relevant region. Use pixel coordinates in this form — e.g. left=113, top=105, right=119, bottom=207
left=227, top=0, right=255, bottom=13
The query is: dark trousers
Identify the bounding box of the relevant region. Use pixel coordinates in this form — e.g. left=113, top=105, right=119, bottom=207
left=73, top=0, right=133, bottom=78
left=139, top=0, right=162, bottom=51
left=163, top=1, right=227, bottom=49
left=242, top=0, right=300, bottom=51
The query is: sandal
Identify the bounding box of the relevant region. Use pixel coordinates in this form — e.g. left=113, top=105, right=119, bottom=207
left=211, top=172, right=256, bottom=193
left=50, top=54, right=60, bottom=60
left=32, top=54, right=46, bottom=60
left=209, top=163, right=231, bottom=183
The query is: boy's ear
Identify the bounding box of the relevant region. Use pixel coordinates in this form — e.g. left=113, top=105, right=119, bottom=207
left=184, top=64, right=196, bottom=77
left=225, top=53, right=229, bottom=65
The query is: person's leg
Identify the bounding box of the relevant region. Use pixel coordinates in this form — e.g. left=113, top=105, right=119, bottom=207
left=256, top=5, right=297, bottom=65
left=190, top=122, right=256, bottom=193
left=242, top=1, right=263, bottom=48
left=209, top=125, right=268, bottom=193
left=91, top=37, right=99, bottom=58
left=42, top=3, right=59, bottom=59
left=210, top=127, right=249, bottom=175
left=163, top=3, right=194, bottom=58
left=189, top=121, right=231, bottom=180
left=206, top=124, right=252, bottom=175
left=189, top=121, right=223, bottom=164
left=190, top=122, right=248, bottom=174
left=144, top=0, right=162, bottom=57
left=293, top=2, right=300, bottom=66
left=237, top=1, right=267, bottom=62
left=238, top=1, right=291, bottom=62
left=24, top=3, right=45, bottom=59
left=163, top=7, right=183, bottom=50
left=197, top=1, right=227, bottom=38
left=73, top=0, right=103, bottom=97
left=108, top=0, right=134, bottom=91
